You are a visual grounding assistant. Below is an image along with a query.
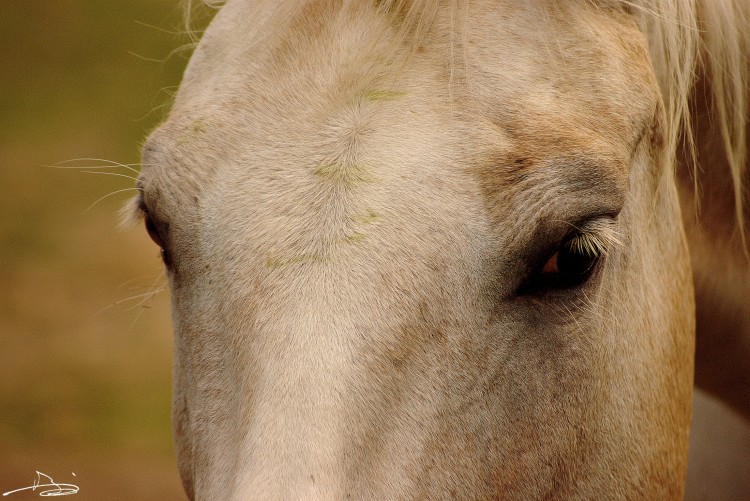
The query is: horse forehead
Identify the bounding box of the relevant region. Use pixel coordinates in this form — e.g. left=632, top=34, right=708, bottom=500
left=153, top=0, right=655, bottom=190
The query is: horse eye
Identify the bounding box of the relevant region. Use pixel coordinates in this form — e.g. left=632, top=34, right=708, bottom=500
left=544, top=240, right=599, bottom=279
left=518, top=235, right=602, bottom=295
left=144, top=214, right=172, bottom=268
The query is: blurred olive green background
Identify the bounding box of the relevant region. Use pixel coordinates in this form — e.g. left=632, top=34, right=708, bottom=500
left=0, top=1, right=214, bottom=498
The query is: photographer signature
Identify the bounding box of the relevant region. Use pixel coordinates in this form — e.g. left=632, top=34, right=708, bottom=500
left=3, top=471, right=79, bottom=497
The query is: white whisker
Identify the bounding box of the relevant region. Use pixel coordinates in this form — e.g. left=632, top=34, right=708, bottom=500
left=127, top=51, right=171, bottom=64
left=85, top=187, right=143, bottom=213
left=81, top=170, right=139, bottom=182
left=114, top=275, right=165, bottom=292
left=54, top=158, right=141, bottom=175
left=124, top=277, right=169, bottom=334
left=96, top=276, right=168, bottom=319
left=96, top=287, right=165, bottom=315
left=135, top=100, right=174, bottom=123
left=129, top=43, right=198, bottom=65
left=134, top=20, right=191, bottom=36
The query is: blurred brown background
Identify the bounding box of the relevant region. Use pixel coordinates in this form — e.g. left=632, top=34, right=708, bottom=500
left=0, top=1, right=214, bottom=499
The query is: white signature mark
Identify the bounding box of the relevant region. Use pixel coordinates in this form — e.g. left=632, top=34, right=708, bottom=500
left=2, top=471, right=79, bottom=497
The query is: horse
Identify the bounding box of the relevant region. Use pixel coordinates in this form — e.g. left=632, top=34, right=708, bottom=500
left=126, top=1, right=749, bottom=498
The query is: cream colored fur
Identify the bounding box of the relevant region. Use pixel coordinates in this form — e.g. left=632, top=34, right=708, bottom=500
left=131, top=0, right=749, bottom=499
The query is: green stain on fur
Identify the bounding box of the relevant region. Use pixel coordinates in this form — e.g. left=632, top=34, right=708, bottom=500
left=175, top=118, right=208, bottom=146
left=190, top=118, right=207, bottom=134
left=364, top=90, right=407, bottom=101
left=350, top=209, right=381, bottom=224
left=313, top=162, right=374, bottom=186
left=264, top=254, right=326, bottom=269
left=343, top=232, right=368, bottom=244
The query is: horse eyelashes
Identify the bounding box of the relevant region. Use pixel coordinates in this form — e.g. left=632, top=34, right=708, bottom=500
left=517, top=218, right=620, bottom=296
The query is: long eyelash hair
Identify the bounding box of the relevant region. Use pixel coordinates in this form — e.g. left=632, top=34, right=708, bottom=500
left=567, top=219, right=623, bottom=257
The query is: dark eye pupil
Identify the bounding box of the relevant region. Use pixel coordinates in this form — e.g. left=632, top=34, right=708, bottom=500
left=557, top=243, right=598, bottom=278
